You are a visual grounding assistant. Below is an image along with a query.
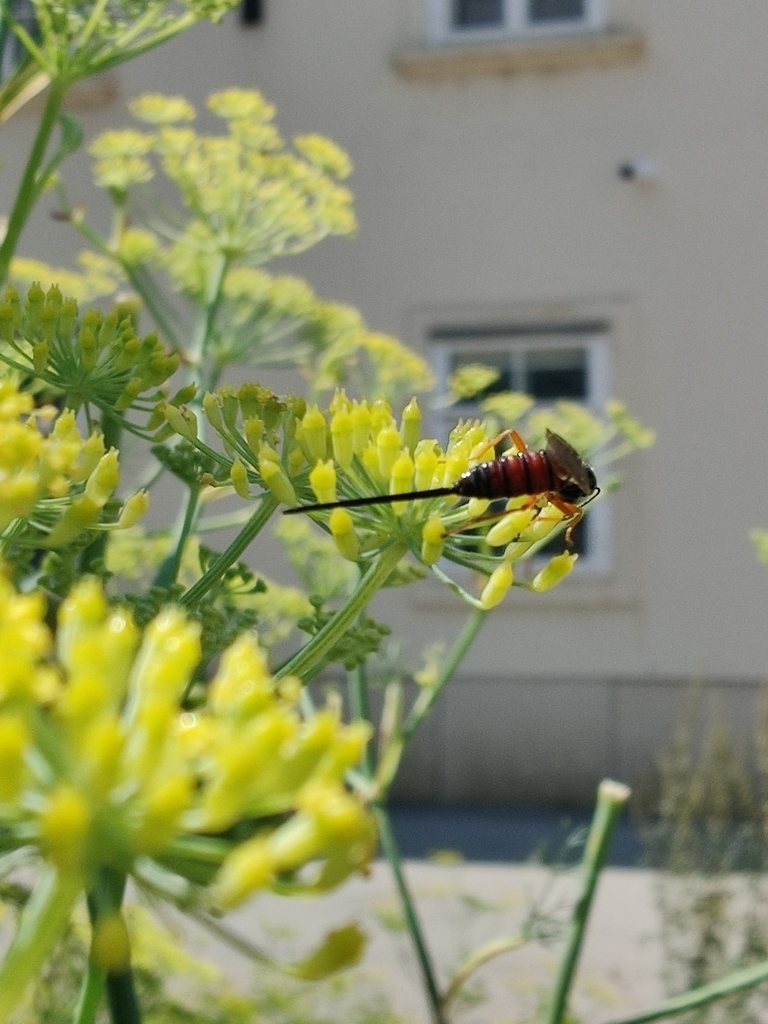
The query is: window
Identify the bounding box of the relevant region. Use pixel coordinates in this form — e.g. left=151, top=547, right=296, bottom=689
left=0, top=0, right=37, bottom=82
left=429, top=321, right=611, bottom=574
left=240, top=0, right=264, bottom=26
left=428, top=0, right=605, bottom=43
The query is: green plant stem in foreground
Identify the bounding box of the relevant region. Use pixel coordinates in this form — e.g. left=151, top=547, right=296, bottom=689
left=73, top=959, right=106, bottom=1024
left=179, top=495, right=278, bottom=609
left=0, top=866, right=81, bottom=1023
left=374, top=804, right=446, bottom=1024
left=275, top=542, right=408, bottom=682
left=545, top=778, right=631, bottom=1024
left=0, top=78, right=66, bottom=284
left=602, top=958, right=768, bottom=1024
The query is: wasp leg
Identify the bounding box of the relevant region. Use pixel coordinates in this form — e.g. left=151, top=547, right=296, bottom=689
left=545, top=493, right=583, bottom=550
left=469, top=428, right=530, bottom=462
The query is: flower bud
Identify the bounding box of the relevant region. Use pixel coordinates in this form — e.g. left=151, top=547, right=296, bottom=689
left=480, top=562, right=514, bottom=609
left=531, top=552, right=578, bottom=592
left=350, top=400, right=371, bottom=454
left=39, top=784, right=91, bottom=872
left=377, top=425, right=400, bottom=480
left=258, top=448, right=296, bottom=506
left=230, top=459, right=251, bottom=499
left=370, top=397, right=393, bottom=435
left=202, top=392, right=225, bottom=433
left=46, top=496, right=101, bottom=546
left=421, top=514, right=445, bottom=566
left=487, top=508, right=537, bottom=548
left=301, top=405, right=327, bottom=462
left=310, top=460, right=337, bottom=505
left=85, top=449, right=119, bottom=506
left=330, top=409, right=354, bottom=470
left=528, top=505, right=565, bottom=541
left=389, top=453, right=414, bottom=515
left=161, top=402, right=198, bottom=441
left=414, top=442, right=439, bottom=491
left=329, top=508, right=359, bottom=561
left=244, top=417, right=264, bottom=456
left=213, top=837, right=275, bottom=909
left=399, top=398, right=421, bottom=453
left=0, top=715, right=29, bottom=801
left=362, top=444, right=383, bottom=482
left=116, top=490, right=150, bottom=529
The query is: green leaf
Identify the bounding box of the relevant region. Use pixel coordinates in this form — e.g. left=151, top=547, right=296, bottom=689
left=289, top=923, right=366, bottom=980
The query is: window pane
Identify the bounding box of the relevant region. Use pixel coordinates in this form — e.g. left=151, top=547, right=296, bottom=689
left=524, top=348, right=587, bottom=399
left=449, top=351, right=513, bottom=397
left=452, top=0, right=504, bottom=28
left=527, top=0, right=585, bottom=23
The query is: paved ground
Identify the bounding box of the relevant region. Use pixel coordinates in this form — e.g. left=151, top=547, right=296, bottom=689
left=194, top=859, right=666, bottom=1024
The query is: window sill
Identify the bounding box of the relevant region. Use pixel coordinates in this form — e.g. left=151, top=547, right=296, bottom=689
left=392, top=26, right=645, bottom=82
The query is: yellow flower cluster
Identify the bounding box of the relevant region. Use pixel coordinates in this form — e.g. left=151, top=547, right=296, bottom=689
left=0, top=575, right=375, bottom=910
left=179, top=385, right=581, bottom=610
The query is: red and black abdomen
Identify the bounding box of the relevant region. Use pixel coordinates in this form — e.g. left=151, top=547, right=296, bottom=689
left=455, top=450, right=557, bottom=500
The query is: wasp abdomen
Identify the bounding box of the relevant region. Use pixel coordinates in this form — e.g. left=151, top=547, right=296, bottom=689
left=455, top=450, right=558, bottom=500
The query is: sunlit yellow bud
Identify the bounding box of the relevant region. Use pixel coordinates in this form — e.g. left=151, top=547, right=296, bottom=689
left=414, top=443, right=439, bottom=490
left=370, top=397, right=393, bottom=435
left=116, top=490, right=150, bottom=529
left=58, top=673, right=111, bottom=729
left=0, top=474, right=40, bottom=530
left=505, top=494, right=531, bottom=511
left=133, top=773, right=193, bottom=854
left=487, top=508, right=537, bottom=547
left=129, top=608, right=201, bottom=706
left=442, top=453, right=468, bottom=489
left=329, top=508, right=359, bottom=561
left=202, top=392, right=224, bottom=433
left=258, top=452, right=296, bottom=506
left=330, top=409, right=354, bottom=470
left=362, top=443, right=383, bottom=481
left=244, top=417, right=264, bottom=456
left=390, top=453, right=414, bottom=494
left=72, top=432, right=106, bottom=482
left=0, top=715, right=29, bottom=801
left=39, top=784, right=91, bottom=872
left=213, top=837, right=275, bottom=909
left=91, top=912, right=131, bottom=973
left=399, top=398, right=421, bottom=454
left=301, top=405, right=327, bottom=462
left=161, top=402, right=198, bottom=441
left=309, top=460, right=336, bottom=505
left=80, top=717, right=124, bottom=799
left=480, top=562, right=514, bottom=609
left=421, top=514, right=446, bottom=565
left=350, top=400, right=371, bottom=454
left=316, top=721, right=372, bottom=778
left=230, top=459, right=250, bottom=499
left=299, top=783, right=367, bottom=843
left=85, top=449, right=119, bottom=505
left=377, top=426, right=400, bottom=480
left=46, top=495, right=100, bottom=546
left=531, top=552, right=577, bottom=592
left=329, top=388, right=351, bottom=415
left=527, top=506, right=565, bottom=541
left=209, top=633, right=272, bottom=718
left=58, top=578, right=107, bottom=655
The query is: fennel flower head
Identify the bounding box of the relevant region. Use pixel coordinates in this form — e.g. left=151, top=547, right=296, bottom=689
left=0, top=574, right=375, bottom=1002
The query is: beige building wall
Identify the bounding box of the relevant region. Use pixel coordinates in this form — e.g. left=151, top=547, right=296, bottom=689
left=3, top=1, right=768, bottom=804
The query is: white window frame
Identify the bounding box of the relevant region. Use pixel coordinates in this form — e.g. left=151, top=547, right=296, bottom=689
left=427, top=0, right=606, bottom=45
left=429, top=324, right=613, bottom=577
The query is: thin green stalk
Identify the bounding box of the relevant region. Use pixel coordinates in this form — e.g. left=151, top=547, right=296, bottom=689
left=179, top=495, right=278, bottom=609
left=374, top=804, right=446, bottom=1024
left=104, top=969, right=142, bottom=1024
left=441, top=933, right=526, bottom=1015
left=349, top=663, right=374, bottom=776
left=402, top=607, right=487, bottom=743
left=601, top=958, right=768, bottom=1024
left=545, top=779, right=631, bottom=1024
left=188, top=252, right=228, bottom=392
left=87, top=869, right=140, bottom=1024
left=153, top=484, right=200, bottom=589
left=0, top=865, right=82, bottom=1022
left=275, top=542, right=407, bottom=682
left=0, top=77, right=67, bottom=283
left=72, top=960, right=105, bottom=1024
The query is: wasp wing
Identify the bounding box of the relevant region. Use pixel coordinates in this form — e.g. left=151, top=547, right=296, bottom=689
left=545, top=430, right=595, bottom=495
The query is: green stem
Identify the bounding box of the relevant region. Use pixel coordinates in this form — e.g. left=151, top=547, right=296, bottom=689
left=188, top=252, right=228, bottom=392
left=601, top=958, right=768, bottom=1024
left=0, top=866, right=82, bottom=1023
left=349, top=663, right=375, bottom=776
left=275, top=542, right=407, bottom=682
left=152, top=484, right=200, bottom=589
left=0, top=76, right=67, bottom=284
left=374, top=804, right=446, bottom=1024
left=545, top=779, right=631, bottom=1024
left=402, top=607, right=487, bottom=744
left=179, top=496, right=278, bottom=609
left=441, top=933, right=526, bottom=1015
left=87, top=868, right=141, bottom=1024
left=72, top=960, right=105, bottom=1024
